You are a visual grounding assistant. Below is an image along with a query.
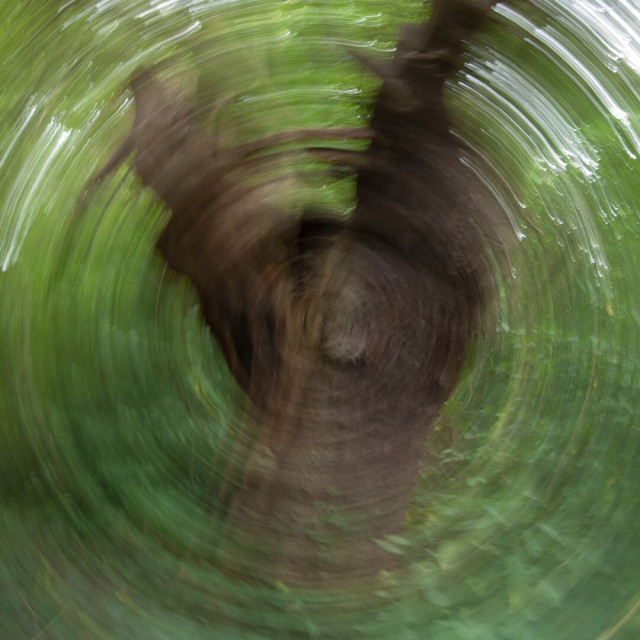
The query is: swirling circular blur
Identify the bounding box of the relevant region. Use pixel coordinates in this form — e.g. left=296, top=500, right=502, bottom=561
left=2, top=1, right=640, bottom=638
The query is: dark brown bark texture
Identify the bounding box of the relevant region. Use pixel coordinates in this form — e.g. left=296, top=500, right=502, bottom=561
left=91, top=0, right=507, bottom=586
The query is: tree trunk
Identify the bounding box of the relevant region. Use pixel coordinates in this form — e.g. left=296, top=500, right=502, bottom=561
left=89, top=0, right=505, bottom=586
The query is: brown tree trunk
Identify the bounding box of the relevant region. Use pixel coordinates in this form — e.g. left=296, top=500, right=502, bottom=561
left=88, top=0, right=505, bottom=586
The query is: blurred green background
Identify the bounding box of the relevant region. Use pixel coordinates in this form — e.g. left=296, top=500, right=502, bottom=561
left=1, top=0, right=640, bottom=638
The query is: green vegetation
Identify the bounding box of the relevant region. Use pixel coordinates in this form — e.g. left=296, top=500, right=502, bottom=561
left=1, top=1, right=640, bottom=638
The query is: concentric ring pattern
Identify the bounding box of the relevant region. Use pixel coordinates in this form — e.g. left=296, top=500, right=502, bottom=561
left=1, top=1, right=640, bottom=638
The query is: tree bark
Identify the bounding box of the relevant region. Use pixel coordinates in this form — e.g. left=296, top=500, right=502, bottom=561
left=89, top=0, right=505, bottom=586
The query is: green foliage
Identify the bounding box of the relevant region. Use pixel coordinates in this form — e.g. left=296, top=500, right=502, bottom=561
left=2, top=1, right=640, bottom=638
